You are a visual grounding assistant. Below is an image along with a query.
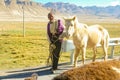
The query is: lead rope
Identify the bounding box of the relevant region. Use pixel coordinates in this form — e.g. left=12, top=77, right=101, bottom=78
left=46, top=36, right=63, bottom=67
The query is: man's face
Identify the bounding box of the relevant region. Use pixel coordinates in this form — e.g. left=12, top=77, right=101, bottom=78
left=48, top=13, right=54, bottom=21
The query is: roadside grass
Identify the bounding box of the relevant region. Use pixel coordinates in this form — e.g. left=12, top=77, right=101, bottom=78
left=0, top=21, right=120, bottom=70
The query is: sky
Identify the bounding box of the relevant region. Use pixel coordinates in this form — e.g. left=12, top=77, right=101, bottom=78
left=32, top=0, right=120, bottom=7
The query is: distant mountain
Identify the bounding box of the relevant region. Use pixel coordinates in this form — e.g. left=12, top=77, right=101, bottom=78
left=0, top=0, right=120, bottom=21
left=0, top=0, right=63, bottom=21
left=44, top=2, right=120, bottom=19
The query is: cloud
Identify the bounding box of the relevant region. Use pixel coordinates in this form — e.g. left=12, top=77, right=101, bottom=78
left=110, top=1, right=120, bottom=6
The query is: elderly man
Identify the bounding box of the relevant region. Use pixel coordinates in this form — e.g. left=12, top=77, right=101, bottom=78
left=47, top=12, right=64, bottom=73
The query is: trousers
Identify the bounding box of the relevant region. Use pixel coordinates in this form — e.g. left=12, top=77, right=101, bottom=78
left=51, top=40, right=62, bottom=70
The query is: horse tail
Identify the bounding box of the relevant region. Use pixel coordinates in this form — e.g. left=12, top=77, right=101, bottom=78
left=104, top=29, right=110, bottom=48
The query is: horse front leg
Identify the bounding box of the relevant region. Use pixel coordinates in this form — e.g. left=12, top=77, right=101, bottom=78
left=74, top=48, right=80, bottom=67
left=81, top=47, right=86, bottom=64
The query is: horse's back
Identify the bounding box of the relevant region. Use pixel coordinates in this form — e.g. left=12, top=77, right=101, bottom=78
left=88, top=24, right=104, bottom=30
left=88, top=24, right=109, bottom=38
left=87, top=24, right=109, bottom=47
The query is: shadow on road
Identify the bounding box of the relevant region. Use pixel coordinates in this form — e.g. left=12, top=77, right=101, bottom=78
left=0, top=66, right=53, bottom=79
left=0, top=62, right=71, bottom=80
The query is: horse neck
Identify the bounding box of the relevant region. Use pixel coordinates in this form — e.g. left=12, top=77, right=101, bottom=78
left=74, top=22, right=88, bottom=37
left=74, top=22, right=83, bottom=31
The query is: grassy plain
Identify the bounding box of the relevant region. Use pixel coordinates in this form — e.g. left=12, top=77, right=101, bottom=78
left=0, top=20, right=120, bottom=70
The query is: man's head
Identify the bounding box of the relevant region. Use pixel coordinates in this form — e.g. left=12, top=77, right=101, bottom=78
left=48, top=12, right=54, bottom=22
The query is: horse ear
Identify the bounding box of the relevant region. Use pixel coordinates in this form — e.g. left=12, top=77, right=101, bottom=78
left=73, top=16, right=76, bottom=20
left=63, top=17, right=66, bottom=20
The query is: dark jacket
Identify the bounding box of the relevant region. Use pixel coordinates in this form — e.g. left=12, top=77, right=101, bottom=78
left=47, top=19, right=64, bottom=43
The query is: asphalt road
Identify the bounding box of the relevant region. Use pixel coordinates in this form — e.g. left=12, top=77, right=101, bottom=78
left=0, top=62, right=72, bottom=80
left=0, top=56, right=119, bottom=80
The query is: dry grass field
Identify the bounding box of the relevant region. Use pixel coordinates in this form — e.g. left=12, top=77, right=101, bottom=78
left=0, top=20, right=120, bottom=70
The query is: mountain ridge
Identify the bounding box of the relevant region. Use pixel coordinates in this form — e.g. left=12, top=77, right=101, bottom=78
left=44, top=2, right=120, bottom=18
left=0, top=0, right=52, bottom=21
left=0, top=0, right=120, bottom=21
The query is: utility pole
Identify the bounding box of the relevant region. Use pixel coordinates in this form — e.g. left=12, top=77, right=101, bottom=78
left=22, top=4, right=25, bottom=37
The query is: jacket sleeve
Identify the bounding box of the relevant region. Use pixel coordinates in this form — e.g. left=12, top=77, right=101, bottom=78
left=47, top=23, right=52, bottom=43
left=56, top=20, right=64, bottom=35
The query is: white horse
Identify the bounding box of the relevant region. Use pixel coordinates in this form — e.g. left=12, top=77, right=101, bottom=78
left=64, top=16, right=110, bottom=67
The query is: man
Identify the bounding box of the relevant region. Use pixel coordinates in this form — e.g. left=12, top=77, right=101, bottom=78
left=47, top=12, right=64, bottom=73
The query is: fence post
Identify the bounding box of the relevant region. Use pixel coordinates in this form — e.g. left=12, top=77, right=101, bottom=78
left=110, top=46, right=114, bottom=58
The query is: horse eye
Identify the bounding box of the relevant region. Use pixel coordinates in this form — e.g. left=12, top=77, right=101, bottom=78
left=65, top=24, right=67, bottom=27
left=71, top=24, right=73, bottom=26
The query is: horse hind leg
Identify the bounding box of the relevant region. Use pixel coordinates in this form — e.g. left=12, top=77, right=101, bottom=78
left=102, top=29, right=109, bottom=61
left=103, top=45, right=108, bottom=61
left=92, top=47, right=97, bottom=62
left=101, top=40, right=108, bottom=61
left=74, top=48, right=80, bottom=67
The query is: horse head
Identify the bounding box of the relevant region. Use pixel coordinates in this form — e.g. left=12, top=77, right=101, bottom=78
left=63, top=16, right=77, bottom=39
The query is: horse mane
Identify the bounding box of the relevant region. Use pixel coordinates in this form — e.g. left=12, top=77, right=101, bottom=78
left=73, top=16, right=88, bottom=29
left=73, top=16, right=79, bottom=27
